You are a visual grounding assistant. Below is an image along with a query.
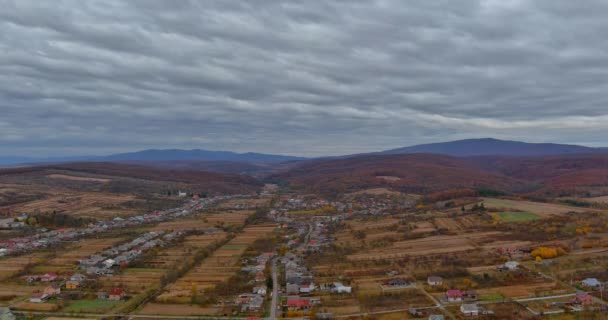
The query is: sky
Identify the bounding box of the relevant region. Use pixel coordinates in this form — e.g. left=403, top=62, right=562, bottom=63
left=2, top=0, right=608, bottom=157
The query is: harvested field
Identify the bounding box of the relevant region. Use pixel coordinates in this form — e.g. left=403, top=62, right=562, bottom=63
left=143, top=231, right=227, bottom=269
left=482, top=198, right=591, bottom=218
left=347, top=231, right=506, bottom=261
left=101, top=268, right=165, bottom=293
left=434, top=217, right=462, bottom=231
left=151, top=211, right=252, bottom=231
left=346, top=218, right=399, bottom=231
left=13, top=301, right=59, bottom=311
left=37, top=237, right=127, bottom=273
left=0, top=283, right=45, bottom=301
left=47, top=174, right=111, bottom=183
left=137, top=303, right=219, bottom=316
left=158, top=224, right=276, bottom=303
left=3, top=192, right=138, bottom=218
left=0, top=252, right=50, bottom=280
left=411, top=221, right=435, bottom=234
left=376, top=176, right=402, bottom=182
left=476, top=281, right=569, bottom=299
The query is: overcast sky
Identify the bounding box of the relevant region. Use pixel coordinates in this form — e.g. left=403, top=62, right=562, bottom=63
left=2, top=0, right=608, bottom=157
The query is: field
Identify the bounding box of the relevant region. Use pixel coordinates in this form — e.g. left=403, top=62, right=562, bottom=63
left=482, top=198, right=591, bottom=218
left=47, top=174, right=111, bottom=183
left=63, top=300, right=121, bottom=313
left=151, top=210, right=252, bottom=231
left=0, top=252, right=50, bottom=281
left=33, top=237, right=128, bottom=274
left=346, top=231, right=509, bottom=261
left=2, top=192, right=139, bottom=218
left=492, top=211, right=540, bottom=222
left=142, top=231, right=227, bottom=269
left=155, top=224, right=276, bottom=306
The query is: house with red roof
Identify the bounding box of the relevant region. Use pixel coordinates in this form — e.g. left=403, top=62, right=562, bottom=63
left=41, top=272, right=58, bottom=282
left=446, top=289, right=463, bottom=302
left=573, top=292, right=593, bottom=305
left=287, top=298, right=311, bottom=310
left=109, top=288, right=125, bottom=301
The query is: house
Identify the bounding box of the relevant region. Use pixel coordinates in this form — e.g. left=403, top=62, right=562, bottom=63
left=286, top=283, right=300, bottom=294
left=427, top=276, right=443, bottom=286
left=460, top=304, right=479, bottom=316
left=464, top=290, right=477, bottom=300
left=316, top=313, right=335, bottom=320
left=287, top=298, right=311, bottom=310
left=386, top=278, right=411, bottom=287
left=503, top=261, right=519, bottom=271
left=573, top=292, right=593, bottom=305
left=428, top=315, right=444, bottom=320
left=299, top=282, right=315, bottom=294
left=331, top=282, right=352, bottom=294
left=41, top=272, right=58, bottom=282
left=0, top=307, right=15, bottom=320
left=29, top=293, right=49, bottom=303
left=65, top=280, right=80, bottom=290
left=446, top=289, right=463, bottom=302
left=252, top=285, right=267, bottom=296
left=97, top=291, right=108, bottom=300
left=43, top=284, right=61, bottom=296
left=109, top=288, right=125, bottom=301
left=582, top=278, right=602, bottom=288
left=70, top=273, right=86, bottom=282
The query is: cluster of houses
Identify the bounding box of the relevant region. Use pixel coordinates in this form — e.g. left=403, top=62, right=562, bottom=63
left=234, top=252, right=275, bottom=312
left=25, top=272, right=89, bottom=303
left=79, top=230, right=183, bottom=275
left=0, top=195, right=226, bottom=257
left=283, top=252, right=322, bottom=312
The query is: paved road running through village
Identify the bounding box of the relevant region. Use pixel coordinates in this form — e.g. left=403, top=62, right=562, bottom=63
left=270, top=257, right=279, bottom=320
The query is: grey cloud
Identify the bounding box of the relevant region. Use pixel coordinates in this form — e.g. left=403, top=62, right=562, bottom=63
left=2, top=0, right=608, bottom=157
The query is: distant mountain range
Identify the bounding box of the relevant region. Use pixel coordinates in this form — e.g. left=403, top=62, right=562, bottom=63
left=1, top=138, right=607, bottom=166
left=0, top=149, right=306, bottom=166
left=381, top=138, right=607, bottom=157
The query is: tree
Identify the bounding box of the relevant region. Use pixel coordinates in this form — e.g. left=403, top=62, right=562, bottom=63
left=266, top=275, right=273, bottom=289
left=190, top=282, right=198, bottom=304
left=461, top=206, right=465, bottom=213
left=279, top=246, right=287, bottom=256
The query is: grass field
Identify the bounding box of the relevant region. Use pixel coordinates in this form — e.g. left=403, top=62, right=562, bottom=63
left=63, top=300, right=120, bottom=313
left=493, top=211, right=540, bottom=222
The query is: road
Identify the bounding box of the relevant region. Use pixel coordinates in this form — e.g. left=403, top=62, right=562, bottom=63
left=269, top=257, right=279, bottom=320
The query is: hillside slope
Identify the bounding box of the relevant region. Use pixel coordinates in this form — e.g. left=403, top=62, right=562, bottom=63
left=271, top=154, right=527, bottom=196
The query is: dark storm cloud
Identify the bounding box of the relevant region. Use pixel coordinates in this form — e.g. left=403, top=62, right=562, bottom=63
left=2, top=0, right=608, bottom=157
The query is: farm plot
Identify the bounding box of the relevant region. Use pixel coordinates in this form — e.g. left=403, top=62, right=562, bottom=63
left=216, top=198, right=271, bottom=208
left=156, top=224, right=276, bottom=304
left=100, top=267, right=166, bottom=294
left=5, top=192, right=139, bottom=218
left=434, top=217, right=463, bottom=231
left=482, top=198, right=591, bottom=218
left=0, top=283, right=46, bottom=303
left=347, top=232, right=506, bottom=261
left=34, top=237, right=127, bottom=274
left=492, top=211, right=540, bottom=222
left=151, top=210, right=251, bottom=231
left=47, top=174, right=111, bottom=183
left=0, top=252, right=50, bottom=280
left=142, top=231, right=227, bottom=269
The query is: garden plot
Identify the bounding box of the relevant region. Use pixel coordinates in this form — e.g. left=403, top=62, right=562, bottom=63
left=157, top=224, right=276, bottom=303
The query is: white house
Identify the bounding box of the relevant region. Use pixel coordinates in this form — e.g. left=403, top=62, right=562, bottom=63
left=582, top=278, right=602, bottom=288
left=460, top=304, right=479, bottom=316
left=331, top=282, right=352, bottom=294
left=503, top=261, right=519, bottom=270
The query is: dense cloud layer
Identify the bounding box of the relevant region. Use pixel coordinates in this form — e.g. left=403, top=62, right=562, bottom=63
left=2, top=0, right=608, bottom=156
